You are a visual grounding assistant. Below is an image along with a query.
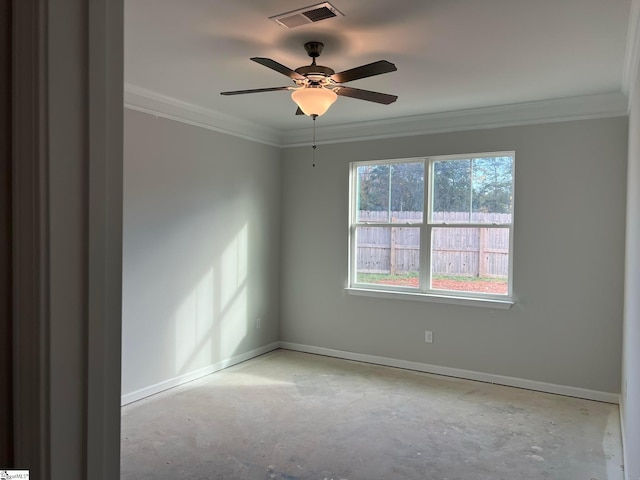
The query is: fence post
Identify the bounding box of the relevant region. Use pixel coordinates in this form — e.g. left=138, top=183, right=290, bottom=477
left=390, top=218, right=397, bottom=275
left=479, top=227, right=487, bottom=278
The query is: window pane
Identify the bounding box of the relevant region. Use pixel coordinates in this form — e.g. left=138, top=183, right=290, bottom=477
left=431, top=227, right=509, bottom=295
left=356, top=162, right=424, bottom=223
left=390, top=162, right=424, bottom=223
left=355, top=226, right=420, bottom=288
left=432, top=159, right=472, bottom=223
left=432, top=156, right=513, bottom=224
left=471, top=156, right=513, bottom=222
left=356, top=164, right=389, bottom=223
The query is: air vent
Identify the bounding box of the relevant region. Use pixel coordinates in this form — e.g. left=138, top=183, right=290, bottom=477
left=269, top=2, right=344, bottom=29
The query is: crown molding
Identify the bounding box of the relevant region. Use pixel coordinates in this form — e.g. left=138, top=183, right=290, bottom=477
left=124, top=84, right=627, bottom=148
left=623, top=0, right=640, bottom=107
left=281, top=92, right=629, bottom=147
left=124, top=83, right=283, bottom=147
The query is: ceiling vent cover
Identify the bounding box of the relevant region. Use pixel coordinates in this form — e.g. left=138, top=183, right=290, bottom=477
left=269, top=2, right=344, bottom=28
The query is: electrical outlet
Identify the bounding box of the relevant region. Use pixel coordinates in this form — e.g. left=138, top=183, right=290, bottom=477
left=425, top=330, right=433, bottom=343
left=256, top=317, right=262, bottom=329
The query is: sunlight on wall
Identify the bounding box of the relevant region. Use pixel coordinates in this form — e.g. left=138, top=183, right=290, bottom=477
left=220, top=285, right=248, bottom=359
left=174, top=223, right=250, bottom=375
left=221, top=223, right=248, bottom=309
left=175, top=267, right=215, bottom=374
left=220, top=223, right=249, bottom=358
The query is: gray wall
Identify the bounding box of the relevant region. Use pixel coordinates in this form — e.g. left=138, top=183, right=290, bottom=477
left=122, top=108, right=281, bottom=397
left=281, top=117, right=627, bottom=394
left=622, top=67, right=640, bottom=479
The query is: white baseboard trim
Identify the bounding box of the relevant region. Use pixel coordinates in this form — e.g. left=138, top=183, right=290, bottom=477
left=619, top=398, right=629, bottom=480
left=121, top=342, right=280, bottom=405
left=279, top=341, right=620, bottom=404
left=121, top=341, right=619, bottom=406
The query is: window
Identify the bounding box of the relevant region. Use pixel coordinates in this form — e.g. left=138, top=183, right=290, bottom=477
left=348, top=152, right=514, bottom=305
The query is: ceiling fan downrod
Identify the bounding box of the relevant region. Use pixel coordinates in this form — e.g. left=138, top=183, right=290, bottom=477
left=304, top=41, right=324, bottom=65
left=312, top=113, right=318, bottom=167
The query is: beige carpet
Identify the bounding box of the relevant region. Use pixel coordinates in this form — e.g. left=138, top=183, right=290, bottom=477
left=121, top=349, right=623, bottom=479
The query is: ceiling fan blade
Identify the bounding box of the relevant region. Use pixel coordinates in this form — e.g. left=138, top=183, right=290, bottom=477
left=334, top=86, right=398, bottom=105
left=221, top=86, right=291, bottom=95
left=331, top=60, right=397, bottom=84
left=251, top=57, right=305, bottom=80
left=295, top=107, right=304, bottom=115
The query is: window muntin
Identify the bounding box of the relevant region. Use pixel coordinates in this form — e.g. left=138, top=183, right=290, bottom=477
left=349, top=153, right=514, bottom=301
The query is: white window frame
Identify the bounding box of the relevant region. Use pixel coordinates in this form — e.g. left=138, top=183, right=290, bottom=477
left=347, top=151, right=515, bottom=309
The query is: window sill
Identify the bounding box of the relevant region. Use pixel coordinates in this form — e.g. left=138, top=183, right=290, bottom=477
left=345, top=287, right=514, bottom=309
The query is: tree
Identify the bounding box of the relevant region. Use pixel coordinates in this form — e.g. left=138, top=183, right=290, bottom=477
left=433, top=157, right=512, bottom=215
left=390, top=162, right=424, bottom=211
left=358, top=157, right=512, bottom=216
left=433, top=160, right=471, bottom=213
left=471, top=157, right=513, bottom=214
left=358, top=162, right=424, bottom=212
left=357, top=164, right=389, bottom=211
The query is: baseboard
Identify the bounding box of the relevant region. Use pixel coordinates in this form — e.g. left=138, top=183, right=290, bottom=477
left=121, top=342, right=280, bottom=405
left=121, top=341, right=619, bottom=406
left=279, top=342, right=619, bottom=404
left=619, top=398, right=629, bottom=480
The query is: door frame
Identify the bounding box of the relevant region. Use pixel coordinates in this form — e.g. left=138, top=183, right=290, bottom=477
left=11, top=0, right=123, bottom=477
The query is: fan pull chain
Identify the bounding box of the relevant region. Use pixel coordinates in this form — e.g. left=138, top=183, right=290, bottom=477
left=312, top=114, right=317, bottom=167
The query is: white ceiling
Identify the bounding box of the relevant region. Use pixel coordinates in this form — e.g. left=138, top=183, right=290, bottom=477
left=125, top=0, right=633, bottom=134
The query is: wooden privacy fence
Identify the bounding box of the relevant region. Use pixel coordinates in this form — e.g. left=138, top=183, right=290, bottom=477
left=356, top=211, right=511, bottom=277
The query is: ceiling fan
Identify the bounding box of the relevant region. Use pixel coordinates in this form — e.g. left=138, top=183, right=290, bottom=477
left=220, top=41, right=398, bottom=117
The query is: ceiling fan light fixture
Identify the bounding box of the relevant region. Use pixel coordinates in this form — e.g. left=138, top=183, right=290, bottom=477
left=291, top=87, right=337, bottom=116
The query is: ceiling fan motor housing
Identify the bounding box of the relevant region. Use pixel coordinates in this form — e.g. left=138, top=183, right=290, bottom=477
left=296, top=42, right=335, bottom=81
left=304, top=41, right=324, bottom=58
left=295, top=65, right=335, bottom=77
